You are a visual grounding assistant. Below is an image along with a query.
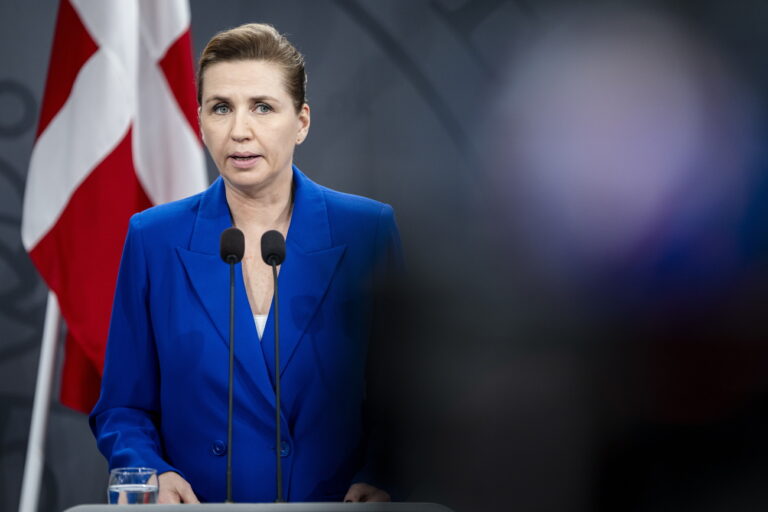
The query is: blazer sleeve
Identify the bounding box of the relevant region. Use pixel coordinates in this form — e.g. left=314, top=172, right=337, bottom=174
left=352, top=203, right=405, bottom=493
left=89, top=214, right=181, bottom=477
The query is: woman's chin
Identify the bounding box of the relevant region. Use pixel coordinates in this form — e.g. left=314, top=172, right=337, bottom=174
left=222, top=173, right=286, bottom=198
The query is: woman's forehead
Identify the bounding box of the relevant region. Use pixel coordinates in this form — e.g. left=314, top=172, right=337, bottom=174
left=202, top=60, right=287, bottom=96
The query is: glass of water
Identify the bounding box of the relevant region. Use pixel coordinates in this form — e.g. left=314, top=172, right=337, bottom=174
left=108, top=467, right=158, bottom=504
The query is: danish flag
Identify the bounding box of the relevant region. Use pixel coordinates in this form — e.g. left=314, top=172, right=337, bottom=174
left=21, top=0, right=207, bottom=413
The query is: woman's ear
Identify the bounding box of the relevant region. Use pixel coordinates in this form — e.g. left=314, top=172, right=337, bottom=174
left=198, top=106, right=205, bottom=143
left=296, top=103, right=310, bottom=145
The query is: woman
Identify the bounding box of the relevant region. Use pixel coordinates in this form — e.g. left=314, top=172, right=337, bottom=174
left=90, top=23, right=402, bottom=503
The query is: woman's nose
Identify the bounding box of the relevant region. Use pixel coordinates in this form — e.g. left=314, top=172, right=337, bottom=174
left=230, top=112, right=253, bottom=141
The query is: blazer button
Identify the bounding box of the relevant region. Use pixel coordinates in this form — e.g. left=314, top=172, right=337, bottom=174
left=211, top=440, right=227, bottom=456
left=279, top=440, right=291, bottom=457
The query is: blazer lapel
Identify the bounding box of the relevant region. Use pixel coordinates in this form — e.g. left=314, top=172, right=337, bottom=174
left=260, top=167, right=346, bottom=378
left=176, top=169, right=346, bottom=402
left=176, top=177, right=277, bottom=408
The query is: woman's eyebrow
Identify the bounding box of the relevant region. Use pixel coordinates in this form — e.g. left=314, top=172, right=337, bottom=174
left=251, top=95, right=281, bottom=104
left=204, top=95, right=230, bottom=104
left=204, top=95, right=282, bottom=104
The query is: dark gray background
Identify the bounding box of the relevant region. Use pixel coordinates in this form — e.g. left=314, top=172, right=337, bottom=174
left=3, top=1, right=768, bottom=511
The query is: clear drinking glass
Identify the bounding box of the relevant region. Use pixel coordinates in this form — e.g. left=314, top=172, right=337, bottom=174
left=107, top=467, right=158, bottom=504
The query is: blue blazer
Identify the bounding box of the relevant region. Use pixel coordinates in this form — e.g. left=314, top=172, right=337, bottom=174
left=90, top=166, right=403, bottom=502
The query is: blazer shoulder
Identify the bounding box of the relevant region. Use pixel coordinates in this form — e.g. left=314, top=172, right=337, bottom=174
left=317, top=185, right=399, bottom=254
left=129, top=191, right=203, bottom=242
left=320, top=185, right=393, bottom=221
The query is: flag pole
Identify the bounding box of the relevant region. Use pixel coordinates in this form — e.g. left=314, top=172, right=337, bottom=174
left=18, top=290, right=61, bottom=512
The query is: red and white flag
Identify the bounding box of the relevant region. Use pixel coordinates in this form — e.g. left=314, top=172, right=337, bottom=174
left=21, top=0, right=207, bottom=413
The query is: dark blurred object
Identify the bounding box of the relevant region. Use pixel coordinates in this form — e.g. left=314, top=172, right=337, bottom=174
left=477, top=3, right=768, bottom=511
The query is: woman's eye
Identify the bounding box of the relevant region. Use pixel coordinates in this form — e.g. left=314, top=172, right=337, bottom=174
left=212, top=104, right=230, bottom=114
left=255, top=103, right=272, bottom=114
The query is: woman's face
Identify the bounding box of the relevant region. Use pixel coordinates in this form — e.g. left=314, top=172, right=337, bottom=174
left=199, top=59, right=310, bottom=196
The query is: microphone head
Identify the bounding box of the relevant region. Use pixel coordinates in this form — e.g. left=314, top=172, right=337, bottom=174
left=261, top=230, right=286, bottom=266
left=220, top=227, right=245, bottom=263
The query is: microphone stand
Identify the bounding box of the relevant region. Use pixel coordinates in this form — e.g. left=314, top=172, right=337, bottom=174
left=226, top=256, right=236, bottom=503
left=271, top=259, right=283, bottom=503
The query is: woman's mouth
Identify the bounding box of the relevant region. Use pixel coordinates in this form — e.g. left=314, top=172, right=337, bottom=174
left=229, top=153, right=261, bottom=168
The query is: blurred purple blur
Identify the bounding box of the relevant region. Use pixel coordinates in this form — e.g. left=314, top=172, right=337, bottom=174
left=488, top=5, right=760, bottom=291
left=464, top=4, right=768, bottom=510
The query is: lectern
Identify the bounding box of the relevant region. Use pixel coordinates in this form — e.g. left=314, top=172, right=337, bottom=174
left=63, top=504, right=454, bottom=512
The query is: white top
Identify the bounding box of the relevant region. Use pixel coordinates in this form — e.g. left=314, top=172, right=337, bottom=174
left=253, top=314, right=268, bottom=340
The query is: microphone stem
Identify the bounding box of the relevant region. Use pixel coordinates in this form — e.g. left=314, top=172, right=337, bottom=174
left=273, top=260, right=283, bottom=502
left=226, top=260, right=235, bottom=503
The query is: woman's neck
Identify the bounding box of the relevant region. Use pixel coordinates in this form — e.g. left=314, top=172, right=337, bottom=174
left=224, top=173, right=293, bottom=232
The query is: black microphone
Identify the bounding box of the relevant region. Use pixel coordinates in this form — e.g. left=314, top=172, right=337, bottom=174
left=261, top=229, right=286, bottom=266
left=220, top=227, right=244, bottom=503
left=220, top=227, right=245, bottom=264
left=261, top=230, right=286, bottom=502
